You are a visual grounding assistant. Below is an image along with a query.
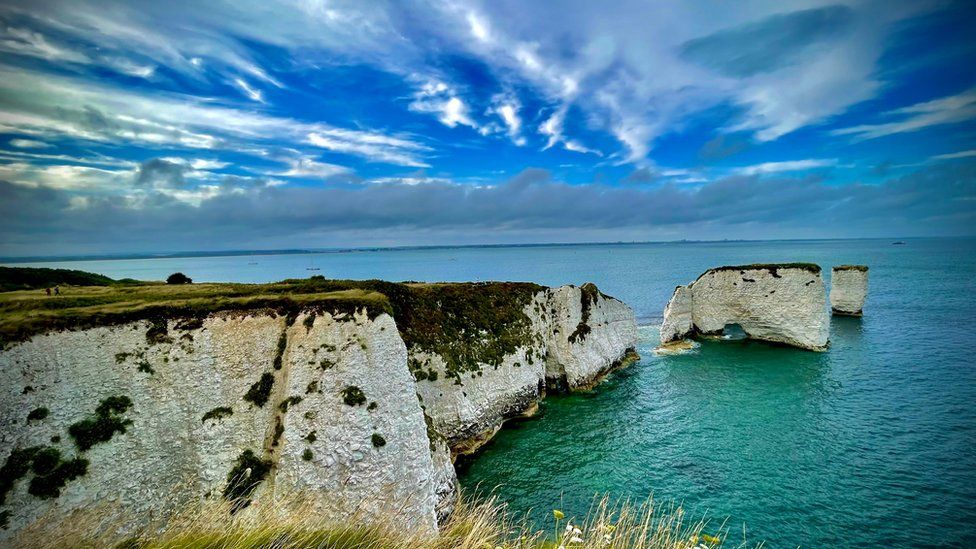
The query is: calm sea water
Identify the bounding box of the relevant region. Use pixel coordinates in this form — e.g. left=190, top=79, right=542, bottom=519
left=7, top=238, right=976, bottom=548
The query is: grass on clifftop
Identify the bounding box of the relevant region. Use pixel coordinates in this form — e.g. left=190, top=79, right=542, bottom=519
left=14, top=490, right=748, bottom=549
left=0, top=281, right=391, bottom=346
left=0, top=270, right=548, bottom=380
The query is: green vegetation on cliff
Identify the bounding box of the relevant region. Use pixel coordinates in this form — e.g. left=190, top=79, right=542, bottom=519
left=0, top=267, right=117, bottom=292
left=0, top=270, right=548, bottom=381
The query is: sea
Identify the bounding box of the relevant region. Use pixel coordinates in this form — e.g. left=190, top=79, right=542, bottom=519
left=6, top=237, right=975, bottom=548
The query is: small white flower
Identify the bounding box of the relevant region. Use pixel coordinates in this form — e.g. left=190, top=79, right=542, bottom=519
left=566, top=524, right=574, bottom=532
left=570, top=536, right=584, bottom=543
left=572, top=527, right=582, bottom=535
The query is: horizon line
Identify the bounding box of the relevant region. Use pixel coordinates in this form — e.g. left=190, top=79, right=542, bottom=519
left=0, top=235, right=957, bottom=264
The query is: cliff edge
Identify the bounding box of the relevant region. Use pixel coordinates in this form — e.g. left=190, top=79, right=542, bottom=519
left=0, top=274, right=637, bottom=539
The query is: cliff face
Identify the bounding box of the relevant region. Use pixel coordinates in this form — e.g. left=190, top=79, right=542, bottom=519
left=661, top=264, right=829, bottom=351
left=0, top=279, right=638, bottom=539
left=830, top=265, right=868, bottom=316
left=0, top=310, right=444, bottom=538
left=412, top=284, right=638, bottom=455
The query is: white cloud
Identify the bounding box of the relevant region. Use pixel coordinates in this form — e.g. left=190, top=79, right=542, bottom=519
left=9, top=138, right=50, bottom=149
left=0, top=66, right=430, bottom=167
left=233, top=77, right=264, bottom=102
left=832, top=89, right=976, bottom=141
left=488, top=96, right=525, bottom=146
left=275, top=157, right=350, bottom=178
left=409, top=81, right=478, bottom=130
left=932, top=149, right=976, bottom=161
left=734, top=159, right=837, bottom=176
left=190, top=158, right=230, bottom=170
left=538, top=108, right=600, bottom=155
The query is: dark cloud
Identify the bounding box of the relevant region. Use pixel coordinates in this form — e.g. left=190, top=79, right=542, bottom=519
left=2, top=161, right=974, bottom=257
left=136, top=158, right=188, bottom=188
left=681, top=5, right=854, bottom=78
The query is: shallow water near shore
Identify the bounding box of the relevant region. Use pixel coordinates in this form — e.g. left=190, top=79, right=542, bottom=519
left=7, top=238, right=976, bottom=548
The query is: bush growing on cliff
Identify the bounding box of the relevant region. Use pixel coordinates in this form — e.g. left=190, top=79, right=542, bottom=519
left=166, top=272, right=192, bottom=285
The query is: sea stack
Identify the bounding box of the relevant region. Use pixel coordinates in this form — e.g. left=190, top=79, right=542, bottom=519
left=830, top=265, right=868, bottom=316
left=661, top=264, right=829, bottom=351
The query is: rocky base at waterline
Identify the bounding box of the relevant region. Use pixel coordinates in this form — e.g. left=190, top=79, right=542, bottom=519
left=660, top=263, right=830, bottom=351
left=0, top=274, right=637, bottom=539
left=830, top=265, right=868, bottom=316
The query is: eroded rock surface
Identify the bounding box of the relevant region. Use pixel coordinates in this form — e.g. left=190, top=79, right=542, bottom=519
left=0, top=311, right=444, bottom=539
left=830, top=265, right=868, bottom=316
left=412, top=283, right=638, bottom=456
left=0, top=280, right=639, bottom=539
left=661, top=264, right=829, bottom=351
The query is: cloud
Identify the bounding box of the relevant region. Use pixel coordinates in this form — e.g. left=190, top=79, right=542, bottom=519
left=135, top=158, right=188, bottom=188
left=408, top=81, right=478, bottom=130
left=621, top=167, right=657, bottom=184
left=274, top=156, right=350, bottom=179
left=8, top=138, right=51, bottom=149
left=3, top=160, right=973, bottom=256
left=538, top=107, right=600, bottom=155
left=0, top=65, right=431, bottom=167
left=680, top=6, right=854, bottom=78
left=233, top=77, right=264, bottom=102
left=733, top=159, right=838, bottom=176
left=832, top=88, right=976, bottom=141
left=933, top=149, right=976, bottom=161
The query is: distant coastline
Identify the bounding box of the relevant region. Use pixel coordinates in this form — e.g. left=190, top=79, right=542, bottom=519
left=0, top=236, right=937, bottom=264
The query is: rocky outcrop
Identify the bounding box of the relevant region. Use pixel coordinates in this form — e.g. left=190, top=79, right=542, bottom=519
left=830, top=265, right=868, bottom=316
left=0, top=279, right=638, bottom=539
left=412, top=283, right=638, bottom=456
left=0, top=310, right=445, bottom=539
left=661, top=264, right=829, bottom=351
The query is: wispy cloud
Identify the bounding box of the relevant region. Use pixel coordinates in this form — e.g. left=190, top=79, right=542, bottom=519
left=0, top=66, right=431, bottom=167
left=733, top=159, right=837, bottom=176
left=832, top=88, right=976, bottom=141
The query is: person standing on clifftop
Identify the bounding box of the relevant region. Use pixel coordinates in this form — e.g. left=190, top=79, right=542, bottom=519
left=45, top=287, right=51, bottom=296
left=53, top=286, right=60, bottom=296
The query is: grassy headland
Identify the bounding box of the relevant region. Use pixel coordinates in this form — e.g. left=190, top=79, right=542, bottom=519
left=0, top=270, right=545, bottom=380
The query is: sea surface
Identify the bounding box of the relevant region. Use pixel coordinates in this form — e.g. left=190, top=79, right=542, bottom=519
left=7, top=238, right=976, bottom=548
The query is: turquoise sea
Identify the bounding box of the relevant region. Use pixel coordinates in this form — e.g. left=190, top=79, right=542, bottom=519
left=6, top=238, right=976, bottom=548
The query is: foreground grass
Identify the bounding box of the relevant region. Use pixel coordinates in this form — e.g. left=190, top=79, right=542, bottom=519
left=15, top=491, right=749, bottom=549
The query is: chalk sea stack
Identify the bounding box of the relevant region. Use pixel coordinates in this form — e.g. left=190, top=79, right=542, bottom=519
left=661, top=263, right=830, bottom=351
left=830, top=265, right=869, bottom=316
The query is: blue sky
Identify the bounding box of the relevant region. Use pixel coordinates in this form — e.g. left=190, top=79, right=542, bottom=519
left=0, top=0, right=974, bottom=255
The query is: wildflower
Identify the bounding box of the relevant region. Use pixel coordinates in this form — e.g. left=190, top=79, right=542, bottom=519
left=572, top=527, right=582, bottom=536
left=570, top=536, right=584, bottom=543
left=553, top=509, right=565, bottom=520
left=566, top=523, right=574, bottom=533
left=689, top=535, right=699, bottom=543
left=702, top=534, right=721, bottom=545
left=604, top=524, right=616, bottom=533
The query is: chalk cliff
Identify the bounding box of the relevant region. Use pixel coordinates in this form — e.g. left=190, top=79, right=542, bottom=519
left=414, top=283, right=638, bottom=455
left=660, top=264, right=829, bottom=351
left=0, top=278, right=638, bottom=539
left=830, top=265, right=868, bottom=316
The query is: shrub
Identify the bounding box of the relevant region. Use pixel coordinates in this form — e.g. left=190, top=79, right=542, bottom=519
left=27, top=407, right=49, bottom=421
left=166, top=272, right=192, bottom=285
left=371, top=433, right=386, bottom=448
left=341, top=386, right=366, bottom=406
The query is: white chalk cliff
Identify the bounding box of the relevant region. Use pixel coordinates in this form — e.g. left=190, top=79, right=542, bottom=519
left=415, top=283, right=638, bottom=455
left=0, top=282, right=637, bottom=539
left=661, top=264, right=829, bottom=351
left=830, top=265, right=868, bottom=316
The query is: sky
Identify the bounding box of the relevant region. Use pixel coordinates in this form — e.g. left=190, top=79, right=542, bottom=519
left=0, top=0, right=974, bottom=256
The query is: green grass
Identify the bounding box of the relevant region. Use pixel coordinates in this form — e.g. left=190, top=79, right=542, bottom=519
left=0, top=267, right=116, bottom=292
left=833, top=264, right=868, bottom=271
left=0, top=271, right=550, bottom=382
left=698, top=263, right=822, bottom=280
